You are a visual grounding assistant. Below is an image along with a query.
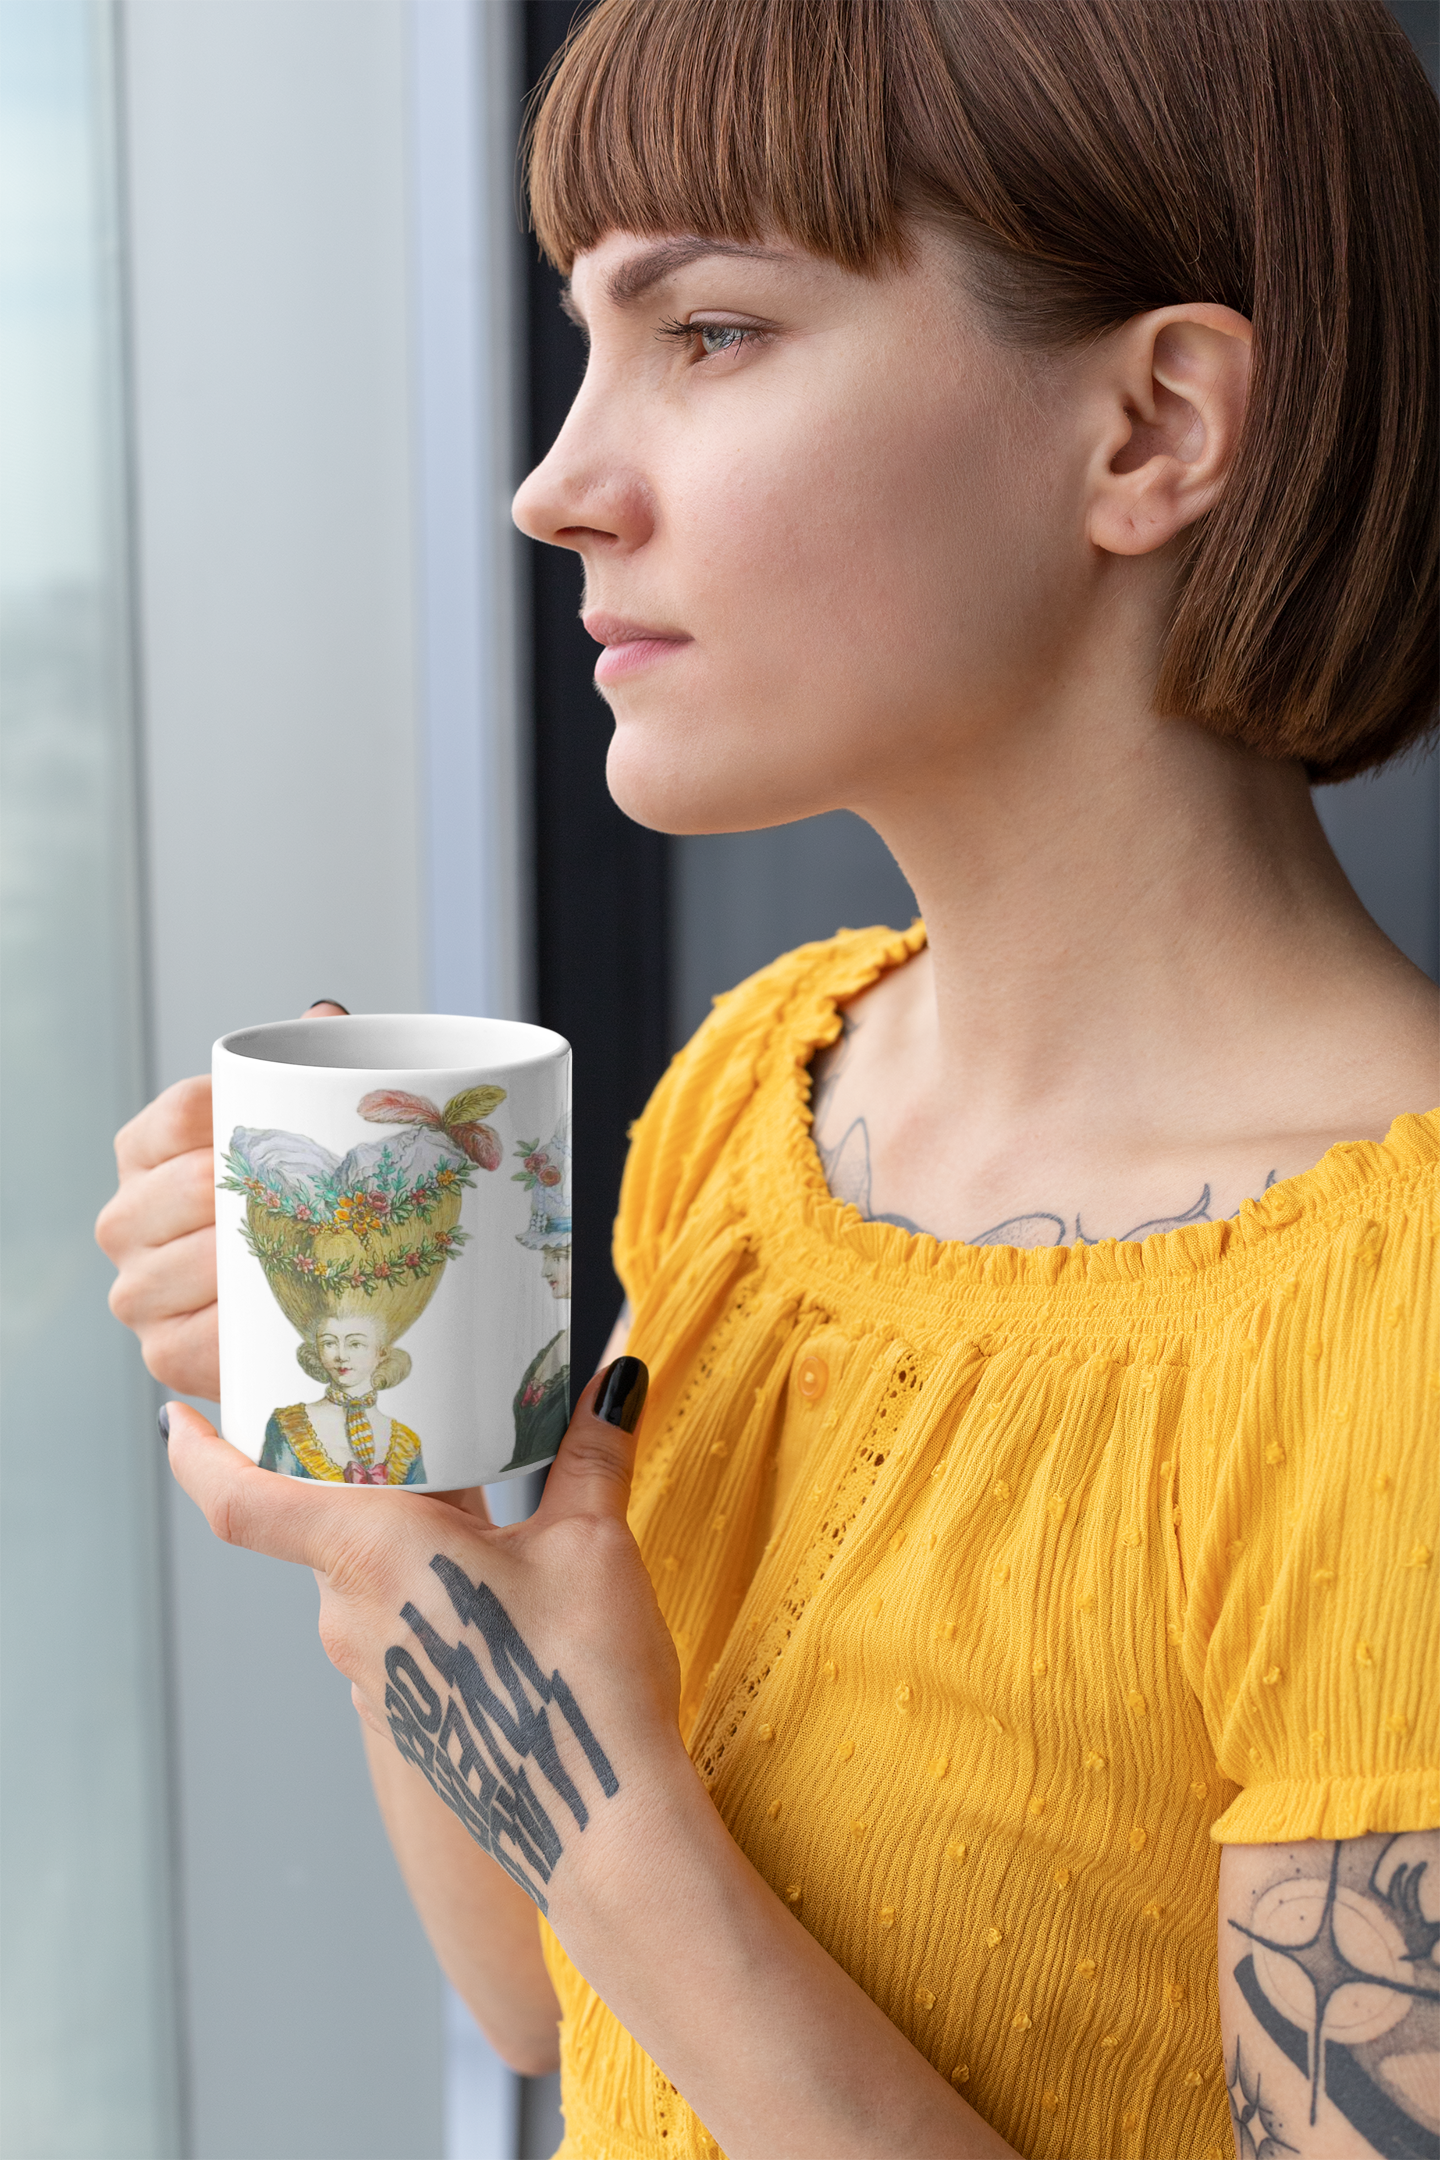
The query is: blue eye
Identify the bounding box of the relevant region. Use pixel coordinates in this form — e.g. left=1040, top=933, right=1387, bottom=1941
left=697, top=324, right=747, bottom=356
left=654, top=315, right=759, bottom=359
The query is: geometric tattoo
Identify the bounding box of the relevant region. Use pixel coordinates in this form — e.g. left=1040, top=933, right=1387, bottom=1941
left=1228, top=1835, right=1440, bottom=2160
left=384, top=1555, right=619, bottom=1913
left=1228, top=2034, right=1298, bottom=2160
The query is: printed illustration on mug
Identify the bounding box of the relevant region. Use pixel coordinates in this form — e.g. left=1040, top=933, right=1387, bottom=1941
left=220, top=1086, right=507, bottom=1485
left=502, top=1112, right=573, bottom=1472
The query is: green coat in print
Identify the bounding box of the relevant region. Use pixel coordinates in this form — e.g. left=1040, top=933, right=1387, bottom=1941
left=502, top=1330, right=570, bottom=1471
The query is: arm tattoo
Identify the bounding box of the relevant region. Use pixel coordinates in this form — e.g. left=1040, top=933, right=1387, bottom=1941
left=1228, top=1834, right=1440, bottom=2159
left=810, top=1021, right=1279, bottom=1245
left=1229, top=2034, right=1299, bottom=2158
left=383, top=1555, right=619, bottom=1912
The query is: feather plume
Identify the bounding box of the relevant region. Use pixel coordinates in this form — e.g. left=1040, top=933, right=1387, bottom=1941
left=356, top=1090, right=444, bottom=1128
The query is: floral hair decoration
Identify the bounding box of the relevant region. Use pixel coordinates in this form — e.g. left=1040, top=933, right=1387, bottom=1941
left=221, top=1084, right=508, bottom=1362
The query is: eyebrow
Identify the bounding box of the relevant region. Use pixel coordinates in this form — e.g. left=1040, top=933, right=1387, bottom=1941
left=559, top=237, right=796, bottom=326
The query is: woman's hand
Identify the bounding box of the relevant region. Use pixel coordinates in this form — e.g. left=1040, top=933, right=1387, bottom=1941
left=164, top=1365, right=1011, bottom=2155
left=164, top=1358, right=686, bottom=1918
left=95, top=1002, right=347, bottom=1398
left=97, top=1073, right=222, bottom=1397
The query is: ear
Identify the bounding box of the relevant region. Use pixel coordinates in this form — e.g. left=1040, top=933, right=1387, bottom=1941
left=1086, top=305, right=1252, bottom=558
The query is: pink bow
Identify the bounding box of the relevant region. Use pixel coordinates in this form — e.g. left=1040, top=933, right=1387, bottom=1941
left=343, top=1459, right=389, bottom=1485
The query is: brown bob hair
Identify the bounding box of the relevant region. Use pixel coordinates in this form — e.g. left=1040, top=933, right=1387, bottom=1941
left=527, top=0, right=1437, bottom=782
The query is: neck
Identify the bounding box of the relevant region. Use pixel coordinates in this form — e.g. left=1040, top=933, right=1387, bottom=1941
left=856, top=673, right=1407, bottom=1148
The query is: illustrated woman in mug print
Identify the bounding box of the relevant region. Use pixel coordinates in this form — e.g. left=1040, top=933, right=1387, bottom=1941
left=503, top=1114, right=572, bottom=1471
left=222, top=1083, right=507, bottom=1484
left=262, top=1308, right=425, bottom=1485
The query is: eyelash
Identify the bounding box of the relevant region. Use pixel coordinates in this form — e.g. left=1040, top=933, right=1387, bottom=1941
left=655, top=316, right=759, bottom=359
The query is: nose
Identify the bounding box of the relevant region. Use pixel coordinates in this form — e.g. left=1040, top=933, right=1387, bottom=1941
left=511, top=375, right=655, bottom=560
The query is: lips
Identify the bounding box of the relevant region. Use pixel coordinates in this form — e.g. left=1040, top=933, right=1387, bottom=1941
left=583, top=610, right=691, bottom=685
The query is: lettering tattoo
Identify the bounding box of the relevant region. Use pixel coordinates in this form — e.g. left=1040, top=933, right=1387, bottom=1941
left=809, top=1014, right=1278, bottom=1246
left=1228, top=1834, right=1440, bottom=2159
left=384, top=1555, right=619, bottom=1912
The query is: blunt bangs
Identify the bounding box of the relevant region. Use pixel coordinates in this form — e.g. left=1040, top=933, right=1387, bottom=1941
left=527, top=0, right=910, bottom=276
left=526, top=0, right=1438, bottom=781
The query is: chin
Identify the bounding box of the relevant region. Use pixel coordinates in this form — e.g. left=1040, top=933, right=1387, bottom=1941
left=603, top=707, right=844, bottom=839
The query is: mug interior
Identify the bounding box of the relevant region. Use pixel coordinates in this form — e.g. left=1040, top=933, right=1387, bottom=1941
left=218, top=1013, right=568, bottom=1072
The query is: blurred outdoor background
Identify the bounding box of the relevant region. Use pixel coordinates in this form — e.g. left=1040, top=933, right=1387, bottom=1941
left=1, top=2, right=1435, bottom=2156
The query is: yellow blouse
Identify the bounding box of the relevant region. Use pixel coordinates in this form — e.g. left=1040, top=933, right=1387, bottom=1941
left=541, top=924, right=1439, bottom=2160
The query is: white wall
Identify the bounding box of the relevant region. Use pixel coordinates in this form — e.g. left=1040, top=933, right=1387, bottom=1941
left=125, top=0, right=425, bottom=1087
left=410, top=0, right=530, bottom=1027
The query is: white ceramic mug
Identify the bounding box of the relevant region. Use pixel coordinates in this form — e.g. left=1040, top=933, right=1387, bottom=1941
left=213, top=1014, right=572, bottom=1491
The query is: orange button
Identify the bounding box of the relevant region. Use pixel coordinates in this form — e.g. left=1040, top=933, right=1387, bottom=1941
left=796, top=1355, right=829, bottom=1402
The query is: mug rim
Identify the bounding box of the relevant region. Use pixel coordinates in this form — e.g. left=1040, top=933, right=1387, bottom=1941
left=215, top=1012, right=570, bottom=1076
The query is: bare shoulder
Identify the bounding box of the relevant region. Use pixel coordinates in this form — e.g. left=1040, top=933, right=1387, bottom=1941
left=1319, top=928, right=1438, bottom=1087
left=1264, top=940, right=1438, bottom=1162
left=1218, top=1832, right=1440, bottom=2160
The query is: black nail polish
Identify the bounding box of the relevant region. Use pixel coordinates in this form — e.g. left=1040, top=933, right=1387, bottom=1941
left=594, top=1356, right=648, bottom=1434
left=310, top=998, right=350, bottom=1014
left=158, top=1405, right=171, bottom=1445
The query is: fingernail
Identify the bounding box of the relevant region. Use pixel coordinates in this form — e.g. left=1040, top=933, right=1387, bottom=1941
left=309, top=998, right=349, bottom=1014
left=158, top=1405, right=171, bottom=1445
left=594, top=1356, right=648, bottom=1434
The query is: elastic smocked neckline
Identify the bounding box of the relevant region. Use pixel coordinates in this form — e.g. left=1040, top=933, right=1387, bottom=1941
left=767, top=920, right=1440, bottom=1293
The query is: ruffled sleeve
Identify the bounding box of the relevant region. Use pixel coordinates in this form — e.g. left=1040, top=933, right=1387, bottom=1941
left=613, top=938, right=861, bottom=1308
left=1182, top=1152, right=1440, bottom=1844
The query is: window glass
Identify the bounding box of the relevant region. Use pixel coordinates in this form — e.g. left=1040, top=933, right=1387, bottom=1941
left=0, top=4, right=180, bottom=2152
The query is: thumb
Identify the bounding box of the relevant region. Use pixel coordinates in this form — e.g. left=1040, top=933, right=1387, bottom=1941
left=540, top=1357, right=648, bottom=1522
left=162, top=1396, right=351, bottom=1567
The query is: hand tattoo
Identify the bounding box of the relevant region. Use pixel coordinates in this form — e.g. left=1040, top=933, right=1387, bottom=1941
left=1228, top=1835, right=1440, bottom=2159
left=384, top=1555, right=619, bottom=1912
left=810, top=1018, right=1279, bottom=1246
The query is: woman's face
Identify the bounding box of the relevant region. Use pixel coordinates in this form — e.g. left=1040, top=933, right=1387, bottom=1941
left=540, top=1245, right=573, bottom=1301
left=317, top=1318, right=382, bottom=1393
left=512, top=227, right=1092, bottom=836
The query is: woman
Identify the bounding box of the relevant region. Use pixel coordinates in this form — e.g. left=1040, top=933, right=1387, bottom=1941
left=98, top=2, right=1437, bottom=2154
left=505, top=1117, right=575, bottom=1471
left=261, top=1309, right=426, bottom=1486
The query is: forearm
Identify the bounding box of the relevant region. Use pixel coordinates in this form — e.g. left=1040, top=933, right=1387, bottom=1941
left=550, top=1747, right=1020, bottom=2160
left=172, top=1376, right=1012, bottom=2152
left=362, top=1723, right=561, bottom=2074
